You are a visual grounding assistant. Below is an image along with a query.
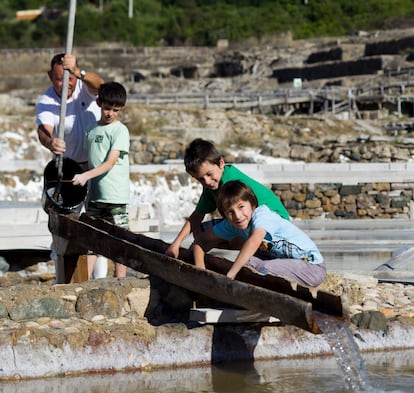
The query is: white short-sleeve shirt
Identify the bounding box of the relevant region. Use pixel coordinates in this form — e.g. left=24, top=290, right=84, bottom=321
left=36, top=81, right=101, bottom=163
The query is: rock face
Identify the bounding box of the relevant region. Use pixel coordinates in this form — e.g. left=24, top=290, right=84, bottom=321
left=3, top=28, right=414, bottom=168
left=0, top=260, right=413, bottom=380
left=4, top=28, right=414, bottom=94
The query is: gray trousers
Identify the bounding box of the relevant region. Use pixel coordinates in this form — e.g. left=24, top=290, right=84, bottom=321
left=247, top=255, right=326, bottom=287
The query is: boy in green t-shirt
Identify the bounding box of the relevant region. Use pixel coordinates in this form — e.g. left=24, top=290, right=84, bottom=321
left=72, top=81, right=130, bottom=279
left=165, top=138, right=289, bottom=259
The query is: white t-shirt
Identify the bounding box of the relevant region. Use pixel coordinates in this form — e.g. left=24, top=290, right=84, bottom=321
left=36, top=81, right=101, bottom=163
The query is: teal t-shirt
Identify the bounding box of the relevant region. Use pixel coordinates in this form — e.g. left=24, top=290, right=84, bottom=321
left=195, top=164, right=289, bottom=220
left=86, top=121, right=130, bottom=204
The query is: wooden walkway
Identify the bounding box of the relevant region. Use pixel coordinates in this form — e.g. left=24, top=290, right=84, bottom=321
left=130, top=160, right=414, bottom=187
left=128, top=68, right=414, bottom=116
left=234, top=162, right=414, bottom=185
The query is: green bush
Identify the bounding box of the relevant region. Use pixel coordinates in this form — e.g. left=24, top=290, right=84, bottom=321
left=3, top=0, right=414, bottom=49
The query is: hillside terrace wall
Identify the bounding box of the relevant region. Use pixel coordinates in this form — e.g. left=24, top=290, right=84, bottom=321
left=152, top=162, right=414, bottom=220
left=271, top=57, right=384, bottom=83
left=234, top=163, right=414, bottom=220
left=272, top=181, right=414, bottom=220
left=3, top=159, right=414, bottom=221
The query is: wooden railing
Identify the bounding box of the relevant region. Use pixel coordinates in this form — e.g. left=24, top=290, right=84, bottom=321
left=128, top=68, right=414, bottom=115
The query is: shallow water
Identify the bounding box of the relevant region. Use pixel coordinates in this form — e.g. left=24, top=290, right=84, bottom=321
left=2, top=350, right=413, bottom=392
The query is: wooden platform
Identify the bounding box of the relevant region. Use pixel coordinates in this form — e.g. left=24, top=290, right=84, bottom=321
left=190, top=308, right=279, bottom=324
left=377, top=277, right=414, bottom=285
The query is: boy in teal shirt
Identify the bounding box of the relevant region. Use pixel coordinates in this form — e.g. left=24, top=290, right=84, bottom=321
left=194, top=180, right=325, bottom=287
left=165, top=138, right=289, bottom=259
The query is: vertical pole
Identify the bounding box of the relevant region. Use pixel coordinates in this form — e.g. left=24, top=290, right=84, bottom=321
left=397, top=97, right=401, bottom=118
left=309, top=93, right=314, bottom=115
left=54, top=0, right=77, bottom=199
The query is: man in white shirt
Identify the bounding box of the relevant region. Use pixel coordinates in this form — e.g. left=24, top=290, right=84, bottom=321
left=36, top=53, right=106, bottom=283
left=36, top=53, right=104, bottom=165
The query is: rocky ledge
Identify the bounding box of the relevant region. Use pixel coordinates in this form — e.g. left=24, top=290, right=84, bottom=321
left=0, top=259, right=413, bottom=380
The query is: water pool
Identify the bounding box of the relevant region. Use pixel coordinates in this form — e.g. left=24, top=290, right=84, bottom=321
left=2, top=349, right=413, bottom=392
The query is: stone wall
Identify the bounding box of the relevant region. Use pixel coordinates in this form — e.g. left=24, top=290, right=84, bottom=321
left=273, top=182, right=414, bottom=220
left=129, top=135, right=414, bottom=165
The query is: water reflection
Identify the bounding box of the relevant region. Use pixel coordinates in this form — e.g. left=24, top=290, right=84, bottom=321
left=2, top=350, right=413, bottom=393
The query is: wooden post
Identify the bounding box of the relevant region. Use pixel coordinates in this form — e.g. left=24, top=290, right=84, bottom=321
left=309, top=92, right=314, bottom=115
left=50, top=212, right=89, bottom=283
left=397, top=96, right=402, bottom=117
left=70, top=255, right=89, bottom=283
left=348, top=89, right=353, bottom=119
left=324, top=90, right=329, bottom=113
left=53, top=234, right=89, bottom=283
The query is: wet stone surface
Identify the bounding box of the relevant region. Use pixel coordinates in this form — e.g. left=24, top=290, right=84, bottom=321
left=0, top=259, right=412, bottom=330
left=0, top=258, right=412, bottom=380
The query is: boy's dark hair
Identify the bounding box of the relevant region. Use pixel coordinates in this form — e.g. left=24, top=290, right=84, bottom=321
left=98, top=81, right=127, bottom=107
left=217, top=180, right=258, bottom=217
left=50, top=53, right=66, bottom=70
left=184, top=138, right=222, bottom=175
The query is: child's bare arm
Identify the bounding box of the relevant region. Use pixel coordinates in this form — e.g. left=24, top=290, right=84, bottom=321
left=72, top=150, right=120, bottom=186
left=193, top=229, right=221, bottom=269
left=188, top=210, right=205, bottom=239
left=193, top=243, right=206, bottom=269
left=165, top=210, right=204, bottom=258
left=227, top=228, right=266, bottom=280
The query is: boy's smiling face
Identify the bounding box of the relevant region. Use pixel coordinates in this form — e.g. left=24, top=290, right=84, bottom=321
left=222, top=198, right=254, bottom=230
left=191, top=158, right=225, bottom=190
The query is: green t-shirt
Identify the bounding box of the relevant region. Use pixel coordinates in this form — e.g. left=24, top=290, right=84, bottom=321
left=195, top=164, right=289, bottom=220
left=87, top=121, right=130, bottom=204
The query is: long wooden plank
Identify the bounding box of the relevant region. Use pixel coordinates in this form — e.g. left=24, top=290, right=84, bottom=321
left=78, top=214, right=345, bottom=317
left=49, top=212, right=323, bottom=333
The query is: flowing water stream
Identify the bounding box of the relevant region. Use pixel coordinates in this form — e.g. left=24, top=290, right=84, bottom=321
left=314, top=312, right=367, bottom=390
